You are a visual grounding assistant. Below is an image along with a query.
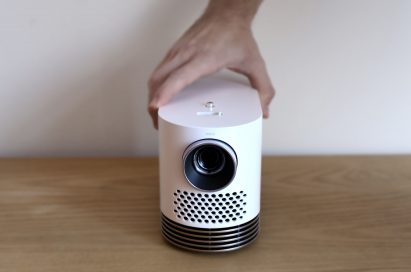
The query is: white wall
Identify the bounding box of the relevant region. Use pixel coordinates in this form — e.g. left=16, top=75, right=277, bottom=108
left=1, top=0, right=410, bottom=157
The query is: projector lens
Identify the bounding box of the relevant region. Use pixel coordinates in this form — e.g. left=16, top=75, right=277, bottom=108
left=194, top=146, right=225, bottom=175
left=183, top=139, right=237, bottom=191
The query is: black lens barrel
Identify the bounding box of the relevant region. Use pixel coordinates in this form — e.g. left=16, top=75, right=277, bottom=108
left=193, top=146, right=226, bottom=175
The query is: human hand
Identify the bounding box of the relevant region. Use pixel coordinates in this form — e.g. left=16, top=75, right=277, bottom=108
left=148, top=0, right=275, bottom=129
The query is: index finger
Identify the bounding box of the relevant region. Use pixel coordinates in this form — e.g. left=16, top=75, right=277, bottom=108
left=148, top=56, right=222, bottom=128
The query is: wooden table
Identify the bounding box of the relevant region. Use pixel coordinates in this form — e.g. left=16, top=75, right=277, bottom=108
left=0, top=156, right=410, bottom=272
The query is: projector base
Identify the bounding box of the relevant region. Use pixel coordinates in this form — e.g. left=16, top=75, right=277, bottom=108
left=161, top=213, right=259, bottom=252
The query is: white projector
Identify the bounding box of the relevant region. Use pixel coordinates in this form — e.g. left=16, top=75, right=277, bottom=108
left=158, top=76, right=262, bottom=252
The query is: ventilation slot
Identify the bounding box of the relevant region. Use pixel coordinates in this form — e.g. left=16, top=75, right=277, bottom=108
left=173, top=190, right=247, bottom=224
left=161, top=213, right=259, bottom=252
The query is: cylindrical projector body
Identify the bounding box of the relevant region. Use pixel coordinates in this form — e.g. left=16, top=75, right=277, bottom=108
left=158, top=77, right=262, bottom=252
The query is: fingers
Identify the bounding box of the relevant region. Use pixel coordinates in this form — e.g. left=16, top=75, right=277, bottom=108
left=244, top=58, right=275, bottom=118
left=149, top=46, right=195, bottom=96
left=147, top=17, right=275, bottom=129
left=148, top=55, right=222, bottom=129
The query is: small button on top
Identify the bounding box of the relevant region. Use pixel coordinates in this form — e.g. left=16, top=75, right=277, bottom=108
left=205, top=101, right=215, bottom=110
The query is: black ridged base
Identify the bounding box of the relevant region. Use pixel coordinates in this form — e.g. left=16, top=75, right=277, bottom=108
left=161, top=213, right=259, bottom=252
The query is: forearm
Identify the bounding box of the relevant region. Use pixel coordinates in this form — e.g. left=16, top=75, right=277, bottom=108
left=203, top=0, right=262, bottom=25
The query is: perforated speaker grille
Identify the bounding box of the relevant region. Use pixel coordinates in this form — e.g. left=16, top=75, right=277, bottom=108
left=161, top=213, right=259, bottom=252
left=172, top=190, right=247, bottom=224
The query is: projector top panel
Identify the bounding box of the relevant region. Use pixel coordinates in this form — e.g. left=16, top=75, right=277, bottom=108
left=158, top=77, right=262, bottom=128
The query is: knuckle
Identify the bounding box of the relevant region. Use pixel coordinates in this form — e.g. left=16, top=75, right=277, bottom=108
left=261, top=86, right=275, bottom=104
left=147, top=101, right=154, bottom=111
left=147, top=101, right=159, bottom=115
left=148, top=74, right=158, bottom=90
left=266, top=87, right=276, bottom=101
left=269, top=87, right=276, bottom=98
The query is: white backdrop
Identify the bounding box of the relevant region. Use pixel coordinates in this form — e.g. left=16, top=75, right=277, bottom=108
left=1, top=0, right=410, bottom=157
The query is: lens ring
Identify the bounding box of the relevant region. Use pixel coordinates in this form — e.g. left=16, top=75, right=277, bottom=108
left=183, top=139, right=237, bottom=191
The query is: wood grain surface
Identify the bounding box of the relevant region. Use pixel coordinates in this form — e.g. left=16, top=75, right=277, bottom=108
left=0, top=156, right=410, bottom=272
